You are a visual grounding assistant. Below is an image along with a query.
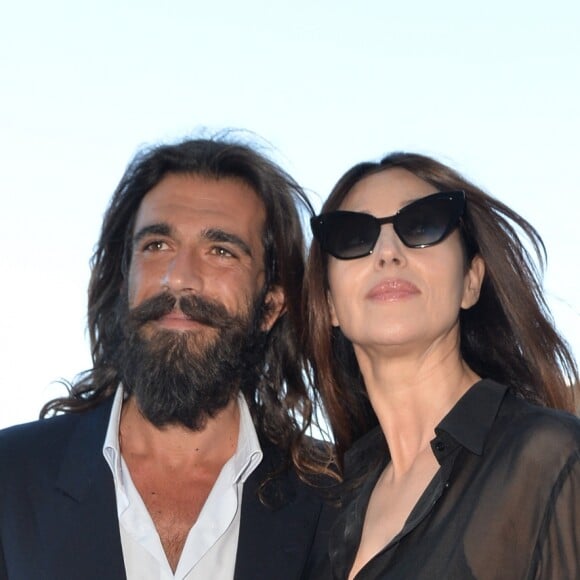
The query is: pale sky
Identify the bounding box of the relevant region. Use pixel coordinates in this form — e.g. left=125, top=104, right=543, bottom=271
left=1, top=0, right=579, bottom=428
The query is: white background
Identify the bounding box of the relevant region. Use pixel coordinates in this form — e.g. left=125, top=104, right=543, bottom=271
left=1, top=0, right=579, bottom=428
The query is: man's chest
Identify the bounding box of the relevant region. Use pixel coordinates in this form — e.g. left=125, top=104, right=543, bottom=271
left=130, top=464, right=220, bottom=570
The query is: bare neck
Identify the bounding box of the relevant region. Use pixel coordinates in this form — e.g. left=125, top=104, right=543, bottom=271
left=119, top=396, right=240, bottom=470
left=355, top=341, right=479, bottom=477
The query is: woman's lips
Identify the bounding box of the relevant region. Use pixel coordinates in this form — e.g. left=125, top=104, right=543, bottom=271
left=366, top=279, right=420, bottom=301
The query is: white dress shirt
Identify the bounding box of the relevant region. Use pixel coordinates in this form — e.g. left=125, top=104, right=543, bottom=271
left=103, top=387, right=263, bottom=579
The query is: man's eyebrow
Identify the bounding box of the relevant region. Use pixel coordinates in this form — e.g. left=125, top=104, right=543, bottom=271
left=133, top=223, right=172, bottom=245
left=203, top=228, right=253, bottom=257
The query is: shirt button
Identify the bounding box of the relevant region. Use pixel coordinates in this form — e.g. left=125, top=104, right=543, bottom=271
left=435, top=441, right=446, bottom=452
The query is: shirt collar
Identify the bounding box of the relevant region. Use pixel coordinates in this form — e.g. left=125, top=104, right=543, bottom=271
left=102, top=385, right=125, bottom=485
left=344, top=379, right=510, bottom=483
left=435, top=379, right=508, bottom=456
left=102, top=386, right=263, bottom=486
left=232, top=392, right=263, bottom=483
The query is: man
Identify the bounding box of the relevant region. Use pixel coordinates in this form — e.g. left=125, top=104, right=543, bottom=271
left=0, top=137, right=334, bottom=579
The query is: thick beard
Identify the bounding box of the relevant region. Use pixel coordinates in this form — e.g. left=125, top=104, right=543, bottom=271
left=114, top=291, right=268, bottom=430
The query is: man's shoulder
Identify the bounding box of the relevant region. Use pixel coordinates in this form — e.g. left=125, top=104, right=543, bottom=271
left=253, top=435, right=338, bottom=508
left=0, top=397, right=115, bottom=473
left=0, top=413, right=79, bottom=453
left=236, top=437, right=338, bottom=580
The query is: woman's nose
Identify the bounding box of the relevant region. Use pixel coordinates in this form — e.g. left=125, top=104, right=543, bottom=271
left=373, top=225, right=407, bottom=267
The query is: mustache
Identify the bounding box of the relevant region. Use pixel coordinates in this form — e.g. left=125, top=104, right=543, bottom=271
left=127, top=292, right=236, bottom=329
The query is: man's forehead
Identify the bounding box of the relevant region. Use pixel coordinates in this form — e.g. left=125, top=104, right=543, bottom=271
left=133, top=173, right=267, bottom=244
left=138, top=173, right=261, bottom=212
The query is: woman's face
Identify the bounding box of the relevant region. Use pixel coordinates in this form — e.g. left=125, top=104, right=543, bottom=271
left=326, top=168, right=484, bottom=357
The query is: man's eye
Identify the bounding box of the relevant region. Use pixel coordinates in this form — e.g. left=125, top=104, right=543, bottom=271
left=143, top=240, right=168, bottom=252
left=211, top=246, right=236, bottom=258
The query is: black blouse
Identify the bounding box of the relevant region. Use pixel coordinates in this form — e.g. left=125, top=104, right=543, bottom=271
left=328, top=379, right=580, bottom=579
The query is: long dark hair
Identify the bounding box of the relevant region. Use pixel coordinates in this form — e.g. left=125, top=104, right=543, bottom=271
left=42, top=136, right=332, bottom=482
left=305, top=152, right=578, bottom=464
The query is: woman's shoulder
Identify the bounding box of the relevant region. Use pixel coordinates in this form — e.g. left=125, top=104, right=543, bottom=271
left=493, top=387, right=580, bottom=467
left=501, top=389, right=580, bottom=439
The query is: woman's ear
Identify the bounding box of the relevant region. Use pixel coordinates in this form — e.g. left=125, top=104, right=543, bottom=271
left=261, top=285, right=286, bottom=331
left=461, top=254, right=485, bottom=310
left=327, top=291, right=340, bottom=327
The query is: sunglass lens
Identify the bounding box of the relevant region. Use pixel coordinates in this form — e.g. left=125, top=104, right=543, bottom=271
left=396, top=196, right=460, bottom=247
left=314, top=212, right=379, bottom=259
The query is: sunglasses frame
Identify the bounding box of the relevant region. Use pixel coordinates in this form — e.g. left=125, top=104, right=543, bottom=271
left=311, top=190, right=466, bottom=260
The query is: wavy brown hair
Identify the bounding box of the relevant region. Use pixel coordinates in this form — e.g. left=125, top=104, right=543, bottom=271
left=305, top=152, right=578, bottom=465
left=42, top=136, right=333, bottom=483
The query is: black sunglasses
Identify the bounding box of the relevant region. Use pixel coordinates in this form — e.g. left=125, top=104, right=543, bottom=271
left=311, top=190, right=466, bottom=260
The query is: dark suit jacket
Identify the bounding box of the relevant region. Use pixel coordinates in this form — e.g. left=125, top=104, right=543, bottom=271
left=0, top=398, right=333, bottom=579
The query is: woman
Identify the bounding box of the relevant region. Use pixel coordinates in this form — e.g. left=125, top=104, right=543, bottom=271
left=305, top=152, right=580, bottom=579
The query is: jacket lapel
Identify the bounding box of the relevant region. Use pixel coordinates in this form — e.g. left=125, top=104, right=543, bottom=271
left=234, top=443, right=322, bottom=580
left=41, top=398, right=127, bottom=580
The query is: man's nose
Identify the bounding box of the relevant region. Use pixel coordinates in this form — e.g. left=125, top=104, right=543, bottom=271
left=161, top=249, right=204, bottom=293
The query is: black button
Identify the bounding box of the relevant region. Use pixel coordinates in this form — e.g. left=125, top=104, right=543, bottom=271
left=435, top=440, right=446, bottom=452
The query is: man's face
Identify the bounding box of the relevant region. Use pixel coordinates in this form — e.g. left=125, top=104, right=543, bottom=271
left=128, top=172, right=277, bottom=336
left=116, top=173, right=284, bottom=429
